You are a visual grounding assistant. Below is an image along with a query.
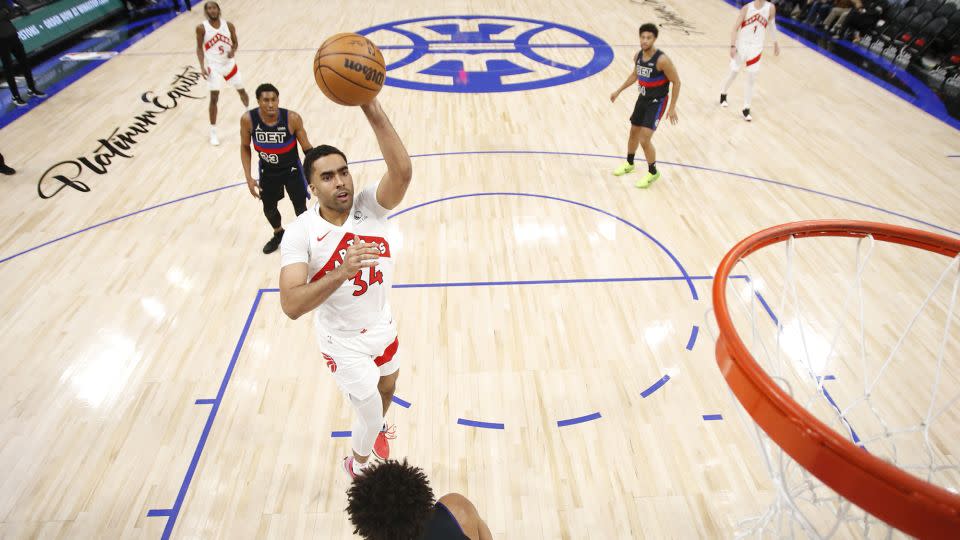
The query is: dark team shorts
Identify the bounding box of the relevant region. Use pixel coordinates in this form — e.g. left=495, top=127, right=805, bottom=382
left=630, top=95, right=670, bottom=130
left=259, top=164, right=309, bottom=204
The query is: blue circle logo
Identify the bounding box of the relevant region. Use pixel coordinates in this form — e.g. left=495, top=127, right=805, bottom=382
left=356, top=15, right=614, bottom=93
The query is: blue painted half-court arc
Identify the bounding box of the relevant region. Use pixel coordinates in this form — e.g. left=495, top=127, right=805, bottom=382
left=0, top=0, right=956, bottom=538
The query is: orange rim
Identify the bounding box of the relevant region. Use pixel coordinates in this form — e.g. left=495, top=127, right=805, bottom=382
left=712, top=220, right=960, bottom=538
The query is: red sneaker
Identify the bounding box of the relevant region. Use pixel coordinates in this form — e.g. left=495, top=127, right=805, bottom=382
left=372, top=424, right=396, bottom=460
left=343, top=457, right=358, bottom=480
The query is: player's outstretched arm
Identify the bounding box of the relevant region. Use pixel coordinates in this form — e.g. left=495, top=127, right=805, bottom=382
left=359, top=98, right=412, bottom=210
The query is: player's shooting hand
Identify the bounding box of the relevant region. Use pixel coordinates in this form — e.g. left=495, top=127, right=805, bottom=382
left=338, top=235, right=380, bottom=279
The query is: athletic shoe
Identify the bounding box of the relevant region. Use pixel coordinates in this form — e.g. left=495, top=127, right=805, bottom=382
left=262, top=230, right=284, bottom=254
left=343, top=457, right=359, bottom=479
left=372, top=424, right=396, bottom=460
left=635, top=171, right=661, bottom=189
left=612, top=162, right=635, bottom=176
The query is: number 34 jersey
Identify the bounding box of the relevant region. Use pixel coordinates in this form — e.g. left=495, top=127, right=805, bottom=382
left=280, top=182, right=396, bottom=336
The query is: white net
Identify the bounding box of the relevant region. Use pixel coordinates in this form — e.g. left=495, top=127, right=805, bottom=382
left=712, top=229, right=960, bottom=539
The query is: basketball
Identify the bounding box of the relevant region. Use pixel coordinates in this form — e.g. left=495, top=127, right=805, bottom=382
left=313, top=33, right=386, bottom=106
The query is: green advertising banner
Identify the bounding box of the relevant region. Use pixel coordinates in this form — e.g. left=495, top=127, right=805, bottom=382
left=13, top=0, right=125, bottom=55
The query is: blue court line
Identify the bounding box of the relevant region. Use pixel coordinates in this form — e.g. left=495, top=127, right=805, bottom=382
left=702, top=414, right=724, bottom=421
left=557, top=412, right=602, bottom=427
left=457, top=418, right=505, bottom=430
left=0, top=182, right=241, bottom=265
left=153, top=270, right=718, bottom=533
left=4, top=150, right=956, bottom=267
left=394, top=275, right=711, bottom=289
left=194, top=398, right=215, bottom=405
left=146, top=288, right=265, bottom=539
left=391, top=395, right=411, bottom=408
left=640, top=375, right=671, bottom=398
left=386, top=191, right=698, bottom=301
left=753, top=290, right=864, bottom=446
left=755, top=291, right=780, bottom=327
left=686, top=325, right=700, bottom=351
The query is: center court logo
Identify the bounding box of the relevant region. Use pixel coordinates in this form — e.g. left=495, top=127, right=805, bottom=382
left=356, top=15, right=614, bottom=93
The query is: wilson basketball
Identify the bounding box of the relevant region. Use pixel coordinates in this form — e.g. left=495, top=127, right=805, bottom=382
left=313, top=33, right=386, bottom=106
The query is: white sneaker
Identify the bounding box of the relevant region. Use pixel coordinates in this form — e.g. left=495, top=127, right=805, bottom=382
left=742, top=108, right=752, bottom=122
left=209, top=131, right=220, bottom=146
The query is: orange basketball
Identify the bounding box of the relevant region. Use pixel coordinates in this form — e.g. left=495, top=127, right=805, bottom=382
left=313, top=33, right=386, bottom=106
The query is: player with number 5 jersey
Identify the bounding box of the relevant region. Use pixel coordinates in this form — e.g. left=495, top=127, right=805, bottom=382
left=278, top=98, right=413, bottom=480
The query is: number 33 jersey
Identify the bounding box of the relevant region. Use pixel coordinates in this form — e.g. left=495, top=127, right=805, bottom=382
left=250, top=108, right=300, bottom=173
left=280, top=182, right=396, bottom=336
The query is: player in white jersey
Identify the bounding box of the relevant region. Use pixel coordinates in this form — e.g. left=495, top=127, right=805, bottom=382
left=720, top=0, right=780, bottom=122
left=195, top=1, right=249, bottom=146
left=279, top=98, right=412, bottom=479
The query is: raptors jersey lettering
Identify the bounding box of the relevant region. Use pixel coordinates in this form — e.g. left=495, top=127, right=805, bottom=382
left=738, top=2, right=772, bottom=53
left=202, top=20, right=233, bottom=65
left=279, top=182, right=395, bottom=336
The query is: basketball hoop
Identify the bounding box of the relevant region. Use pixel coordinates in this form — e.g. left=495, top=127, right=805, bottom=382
left=712, top=220, right=960, bottom=538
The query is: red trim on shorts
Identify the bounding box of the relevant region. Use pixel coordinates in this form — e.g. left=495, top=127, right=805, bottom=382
left=223, top=64, right=239, bottom=80
left=657, top=95, right=670, bottom=123
left=374, top=338, right=399, bottom=367
left=745, top=53, right=762, bottom=66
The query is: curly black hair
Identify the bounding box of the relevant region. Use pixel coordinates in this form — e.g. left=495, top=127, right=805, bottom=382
left=346, top=459, right=436, bottom=540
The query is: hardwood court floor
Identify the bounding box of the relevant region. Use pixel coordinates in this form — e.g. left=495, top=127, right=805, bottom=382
left=0, top=0, right=956, bottom=538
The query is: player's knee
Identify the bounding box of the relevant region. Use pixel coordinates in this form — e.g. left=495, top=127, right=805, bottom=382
left=378, top=377, right=396, bottom=395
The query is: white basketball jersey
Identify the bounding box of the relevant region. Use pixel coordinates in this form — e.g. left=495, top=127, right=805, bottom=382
left=280, top=182, right=396, bottom=336
left=202, top=19, right=233, bottom=64
left=738, top=1, right=772, bottom=51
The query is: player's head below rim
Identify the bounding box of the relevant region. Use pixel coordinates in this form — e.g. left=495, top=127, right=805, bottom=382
left=304, top=144, right=353, bottom=219
left=346, top=459, right=486, bottom=540
left=255, top=83, right=279, bottom=118
left=639, top=22, right=659, bottom=52
left=204, top=1, right=221, bottom=21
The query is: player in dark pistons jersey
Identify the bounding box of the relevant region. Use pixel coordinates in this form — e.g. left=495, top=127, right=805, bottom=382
left=346, top=459, right=492, bottom=540
left=609, top=23, right=681, bottom=189
left=240, top=83, right=315, bottom=254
